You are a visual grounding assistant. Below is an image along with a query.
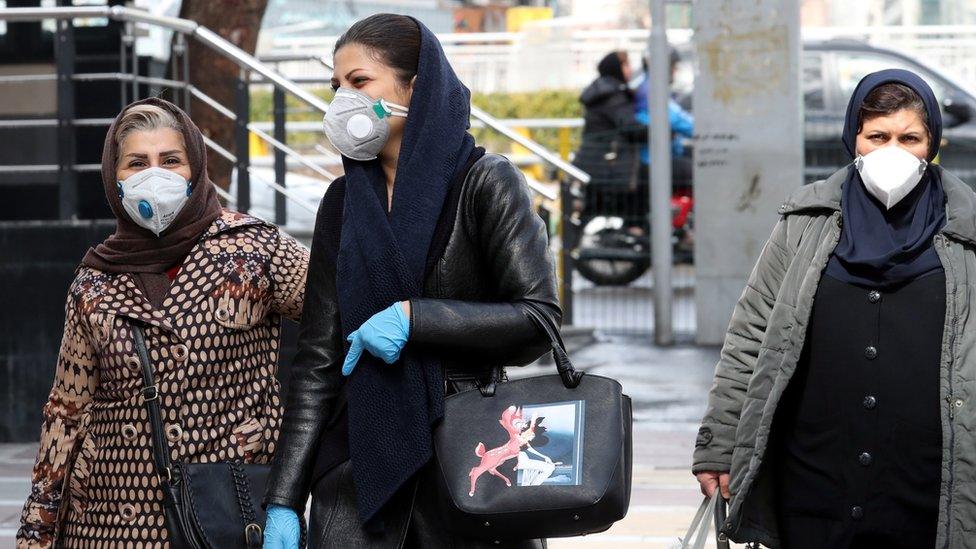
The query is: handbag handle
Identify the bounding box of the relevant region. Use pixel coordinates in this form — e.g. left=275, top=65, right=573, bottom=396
left=681, top=494, right=728, bottom=549
left=478, top=303, right=583, bottom=397
left=523, top=302, right=584, bottom=389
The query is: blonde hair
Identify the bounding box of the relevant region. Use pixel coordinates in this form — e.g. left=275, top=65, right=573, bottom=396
left=114, top=104, right=183, bottom=163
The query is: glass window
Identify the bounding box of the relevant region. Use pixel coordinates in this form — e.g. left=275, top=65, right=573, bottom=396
left=834, top=51, right=946, bottom=107
left=802, top=52, right=826, bottom=111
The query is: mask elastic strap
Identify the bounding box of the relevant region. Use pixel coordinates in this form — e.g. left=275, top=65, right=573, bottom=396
left=376, top=98, right=408, bottom=118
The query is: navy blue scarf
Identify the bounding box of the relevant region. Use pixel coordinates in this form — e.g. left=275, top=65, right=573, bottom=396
left=336, top=18, right=477, bottom=526
left=825, top=69, right=946, bottom=288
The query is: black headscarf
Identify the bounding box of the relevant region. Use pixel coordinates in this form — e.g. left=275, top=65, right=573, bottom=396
left=336, top=17, right=478, bottom=526
left=597, top=51, right=627, bottom=84
left=824, top=69, right=946, bottom=288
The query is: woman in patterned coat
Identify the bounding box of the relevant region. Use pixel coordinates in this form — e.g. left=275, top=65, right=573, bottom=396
left=16, top=98, right=309, bottom=547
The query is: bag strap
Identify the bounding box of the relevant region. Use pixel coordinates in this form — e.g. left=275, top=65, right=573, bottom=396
left=135, top=324, right=292, bottom=548
left=522, top=302, right=584, bottom=389
left=681, top=498, right=711, bottom=549
left=230, top=462, right=263, bottom=549
left=479, top=302, right=583, bottom=397
left=132, top=324, right=177, bottom=489
left=681, top=494, right=728, bottom=549
left=714, top=494, right=730, bottom=549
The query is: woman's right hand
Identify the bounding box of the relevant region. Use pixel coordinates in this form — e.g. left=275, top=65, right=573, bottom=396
left=695, top=471, right=731, bottom=500
left=263, top=504, right=301, bottom=549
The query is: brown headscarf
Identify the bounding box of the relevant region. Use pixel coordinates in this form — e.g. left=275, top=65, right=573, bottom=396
left=82, top=98, right=223, bottom=307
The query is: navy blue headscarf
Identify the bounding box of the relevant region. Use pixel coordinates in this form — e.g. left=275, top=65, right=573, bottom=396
left=336, top=17, right=478, bottom=525
left=824, top=69, right=946, bottom=288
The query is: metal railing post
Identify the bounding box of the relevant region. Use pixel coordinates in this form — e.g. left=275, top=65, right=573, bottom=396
left=649, top=0, right=674, bottom=345
left=119, top=18, right=128, bottom=107
left=55, top=15, right=77, bottom=220
left=125, top=21, right=137, bottom=101
left=178, top=33, right=190, bottom=114
left=235, top=69, right=251, bottom=213
left=559, top=178, right=576, bottom=326
left=272, top=85, right=287, bottom=225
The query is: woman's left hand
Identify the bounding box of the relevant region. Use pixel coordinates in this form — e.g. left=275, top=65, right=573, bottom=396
left=342, top=301, right=411, bottom=376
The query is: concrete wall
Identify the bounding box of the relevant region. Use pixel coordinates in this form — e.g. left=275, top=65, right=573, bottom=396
left=692, top=0, right=804, bottom=344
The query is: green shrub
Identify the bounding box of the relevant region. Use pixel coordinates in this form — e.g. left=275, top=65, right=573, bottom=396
left=250, top=87, right=583, bottom=154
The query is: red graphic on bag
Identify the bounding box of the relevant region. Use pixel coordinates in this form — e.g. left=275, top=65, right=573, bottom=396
left=468, top=405, right=532, bottom=496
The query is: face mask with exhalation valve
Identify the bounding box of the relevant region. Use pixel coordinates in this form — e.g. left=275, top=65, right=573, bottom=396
left=117, top=166, right=192, bottom=236
left=322, top=87, right=409, bottom=161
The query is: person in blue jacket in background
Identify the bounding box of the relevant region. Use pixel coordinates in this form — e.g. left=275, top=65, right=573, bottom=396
left=633, top=48, right=694, bottom=189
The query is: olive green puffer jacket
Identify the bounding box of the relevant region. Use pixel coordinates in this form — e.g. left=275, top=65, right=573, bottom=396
left=693, top=165, right=976, bottom=548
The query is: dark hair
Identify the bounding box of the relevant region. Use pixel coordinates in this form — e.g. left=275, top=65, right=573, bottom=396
left=597, top=51, right=628, bottom=83
left=857, top=82, right=929, bottom=134
left=520, top=417, right=550, bottom=448
left=334, top=14, right=421, bottom=88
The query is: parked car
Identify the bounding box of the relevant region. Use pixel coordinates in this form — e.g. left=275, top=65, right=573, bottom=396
left=672, top=38, right=976, bottom=185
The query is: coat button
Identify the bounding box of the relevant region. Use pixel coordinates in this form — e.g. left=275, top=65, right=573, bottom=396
left=859, top=452, right=873, bottom=466
left=864, top=346, right=878, bottom=360
left=166, top=424, right=183, bottom=443
left=122, top=424, right=138, bottom=441
left=215, top=308, right=230, bottom=322
left=851, top=506, right=864, bottom=520
left=863, top=396, right=877, bottom=410
left=120, top=503, right=137, bottom=522
left=868, top=290, right=881, bottom=303
left=125, top=356, right=141, bottom=372
left=173, top=344, right=189, bottom=362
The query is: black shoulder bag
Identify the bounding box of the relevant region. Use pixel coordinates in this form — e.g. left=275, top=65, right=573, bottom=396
left=132, top=324, right=305, bottom=548
left=432, top=304, right=633, bottom=541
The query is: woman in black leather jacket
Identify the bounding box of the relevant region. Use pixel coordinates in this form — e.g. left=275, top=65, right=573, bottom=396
left=262, top=13, right=561, bottom=549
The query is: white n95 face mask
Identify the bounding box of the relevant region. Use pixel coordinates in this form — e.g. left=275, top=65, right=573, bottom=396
left=116, top=167, right=192, bottom=236
left=322, top=87, right=408, bottom=161
left=855, top=145, right=928, bottom=210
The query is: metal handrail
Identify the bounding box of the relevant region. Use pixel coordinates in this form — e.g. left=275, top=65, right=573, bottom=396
left=0, top=5, right=331, bottom=217
left=0, top=4, right=581, bottom=220
left=0, top=6, right=331, bottom=114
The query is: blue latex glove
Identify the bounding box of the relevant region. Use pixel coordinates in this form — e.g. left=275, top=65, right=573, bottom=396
left=342, top=302, right=410, bottom=376
left=263, top=504, right=300, bottom=549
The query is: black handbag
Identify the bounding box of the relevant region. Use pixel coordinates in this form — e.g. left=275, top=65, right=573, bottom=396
left=132, top=324, right=304, bottom=549
left=431, top=304, right=633, bottom=541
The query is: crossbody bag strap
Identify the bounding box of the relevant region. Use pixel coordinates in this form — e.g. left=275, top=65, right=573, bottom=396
left=132, top=324, right=177, bottom=489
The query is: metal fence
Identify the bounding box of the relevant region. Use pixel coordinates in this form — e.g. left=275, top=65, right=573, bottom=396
left=554, top=127, right=696, bottom=337
left=259, top=25, right=976, bottom=95
left=259, top=28, right=693, bottom=94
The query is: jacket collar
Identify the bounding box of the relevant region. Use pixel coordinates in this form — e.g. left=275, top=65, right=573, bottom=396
left=203, top=208, right=270, bottom=237
left=778, top=164, right=976, bottom=247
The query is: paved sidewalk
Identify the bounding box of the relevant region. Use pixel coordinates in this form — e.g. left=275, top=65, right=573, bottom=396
left=1, top=335, right=731, bottom=548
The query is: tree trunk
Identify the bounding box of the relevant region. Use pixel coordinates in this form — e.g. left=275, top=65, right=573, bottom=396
left=178, top=0, right=268, bottom=190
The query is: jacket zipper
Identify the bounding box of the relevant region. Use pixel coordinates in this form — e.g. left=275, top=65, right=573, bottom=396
left=935, top=234, right=956, bottom=549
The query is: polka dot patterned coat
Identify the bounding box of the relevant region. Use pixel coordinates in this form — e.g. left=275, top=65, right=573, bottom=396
left=16, top=210, right=309, bottom=548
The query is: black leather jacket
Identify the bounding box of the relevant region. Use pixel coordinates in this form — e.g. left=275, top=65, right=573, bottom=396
left=264, top=154, right=560, bottom=548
